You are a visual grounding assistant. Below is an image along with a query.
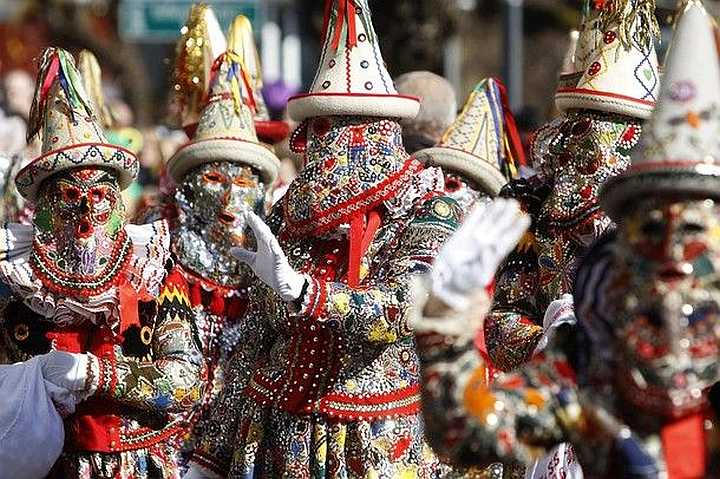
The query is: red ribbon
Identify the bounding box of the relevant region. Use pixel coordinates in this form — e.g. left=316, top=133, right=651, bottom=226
left=322, top=0, right=359, bottom=51
left=495, top=78, right=528, bottom=168
left=347, top=210, right=381, bottom=288
left=661, top=413, right=707, bottom=479
left=40, top=53, right=60, bottom=110
left=118, top=281, right=141, bottom=336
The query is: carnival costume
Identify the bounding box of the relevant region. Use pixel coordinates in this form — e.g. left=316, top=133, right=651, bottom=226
left=167, top=16, right=281, bottom=469
left=485, top=0, right=661, bottom=372
left=0, top=48, right=203, bottom=479
left=416, top=2, right=720, bottom=477
left=187, top=0, right=461, bottom=477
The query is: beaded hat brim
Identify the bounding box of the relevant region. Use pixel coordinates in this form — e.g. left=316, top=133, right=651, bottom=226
left=600, top=162, right=720, bottom=220
left=288, top=93, right=420, bottom=121
left=414, top=147, right=506, bottom=197
left=167, top=137, right=280, bottom=186
left=16, top=142, right=138, bottom=200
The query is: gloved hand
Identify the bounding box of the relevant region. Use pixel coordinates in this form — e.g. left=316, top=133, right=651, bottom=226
left=431, top=198, right=530, bottom=310
left=534, top=294, right=576, bottom=354
left=38, top=351, right=96, bottom=397
left=231, top=211, right=306, bottom=302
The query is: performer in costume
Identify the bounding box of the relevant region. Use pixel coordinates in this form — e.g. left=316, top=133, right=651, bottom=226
left=166, top=17, right=281, bottom=469
left=485, top=0, right=661, bottom=371
left=416, top=3, right=720, bottom=476
left=186, top=0, right=461, bottom=477
left=415, top=77, right=523, bottom=210
left=0, top=48, right=204, bottom=479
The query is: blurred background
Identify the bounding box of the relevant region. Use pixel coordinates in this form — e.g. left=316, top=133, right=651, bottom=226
left=0, top=0, right=711, bottom=218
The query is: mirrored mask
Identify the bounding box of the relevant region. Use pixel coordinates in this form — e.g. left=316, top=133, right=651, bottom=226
left=610, top=198, right=720, bottom=417
left=175, top=161, right=266, bottom=287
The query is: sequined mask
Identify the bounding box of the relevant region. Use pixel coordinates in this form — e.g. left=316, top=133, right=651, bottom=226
left=609, top=199, right=720, bottom=418
left=282, top=116, right=418, bottom=238
left=174, top=161, right=265, bottom=287
left=31, top=167, right=131, bottom=297
left=534, top=110, right=640, bottom=238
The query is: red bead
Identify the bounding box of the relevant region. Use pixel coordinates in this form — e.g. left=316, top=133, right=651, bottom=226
left=588, top=61, right=602, bottom=76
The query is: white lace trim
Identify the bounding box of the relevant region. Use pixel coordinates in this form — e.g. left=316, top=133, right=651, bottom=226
left=0, top=220, right=171, bottom=329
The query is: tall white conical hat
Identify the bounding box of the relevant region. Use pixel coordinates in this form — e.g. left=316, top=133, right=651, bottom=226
left=287, top=0, right=420, bottom=121
left=555, top=0, right=660, bottom=119
left=601, top=1, right=720, bottom=218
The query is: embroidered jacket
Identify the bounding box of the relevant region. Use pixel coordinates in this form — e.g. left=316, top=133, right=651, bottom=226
left=191, top=167, right=462, bottom=475
left=0, top=222, right=204, bottom=456
left=484, top=111, right=640, bottom=371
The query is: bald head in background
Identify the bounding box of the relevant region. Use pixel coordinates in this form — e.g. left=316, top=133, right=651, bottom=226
left=395, top=71, right=457, bottom=154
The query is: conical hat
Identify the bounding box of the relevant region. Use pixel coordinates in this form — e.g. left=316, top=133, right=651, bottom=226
left=415, top=78, right=508, bottom=197
left=555, top=0, right=660, bottom=119
left=16, top=48, right=137, bottom=201
left=167, top=50, right=280, bottom=187
left=601, top=1, right=720, bottom=218
left=287, top=0, right=419, bottom=121
left=227, top=15, right=289, bottom=144
left=173, top=3, right=227, bottom=137
left=77, top=50, right=114, bottom=129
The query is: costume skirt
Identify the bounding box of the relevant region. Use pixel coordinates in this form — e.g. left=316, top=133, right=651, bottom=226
left=49, top=442, right=179, bottom=479
left=227, top=401, right=450, bottom=479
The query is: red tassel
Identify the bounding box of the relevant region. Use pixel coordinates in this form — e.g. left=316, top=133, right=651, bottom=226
left=189, top=282, right=203, bottom=308
left=40, top=53, right=61, bottom=111
left=209, top=291, right=225, bottom=316
left=347, top=210, right=382, bottom=288
left=330, top=0, right=359, bottom=51
left=348, top=213, right=365, bottom=288
left=661, top=413, right=707, bottom=479
left=495, top=78, right=527, bottom=168
left=119, top=282, right=141, bottom=336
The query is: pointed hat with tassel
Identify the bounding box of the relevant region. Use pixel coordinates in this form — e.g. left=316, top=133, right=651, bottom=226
left=228, top=15, right=290, bottom=144
left=415, top=78, right=524, bottom=197
left=173, top=3, right=227, bottom=138
left=16, top=48, right=138, bottom=201
left=287, top=0, right=420, bottom=121
left=167, top=41, right=280, bottom=186
left=601, top=1, right=720, bottom=218
left=555, top=0, right=660, bottom=119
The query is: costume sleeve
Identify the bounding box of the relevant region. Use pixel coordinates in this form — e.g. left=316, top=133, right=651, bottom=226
left=416, top=307, right=575, bottom=469
left=298, top=196, right=462, bottom=346
left=484, top=245, right=544, bottom=372
left=94, top=267, right=205, bottom=414
left=190, top=287, right=276, bottom=476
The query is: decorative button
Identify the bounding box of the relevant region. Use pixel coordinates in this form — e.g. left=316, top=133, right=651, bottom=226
left=587, top=61, right=602, bottom=76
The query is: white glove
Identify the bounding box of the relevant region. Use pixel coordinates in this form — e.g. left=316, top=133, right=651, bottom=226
left=38, top=351, right=96, bottom=396
left=231, top=211, right=306, bottom=302
left=431, top=198, right=530, bottom=310
left=183, top=464, right=222, bottom=479
left=533, top=294, right=576, bottom=354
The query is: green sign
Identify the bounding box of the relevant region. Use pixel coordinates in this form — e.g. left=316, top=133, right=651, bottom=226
left=118, top=0, right=260, bottom=42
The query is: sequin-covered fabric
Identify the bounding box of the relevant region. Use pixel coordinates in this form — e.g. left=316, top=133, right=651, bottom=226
left=0, top=230, right=204, bottom=478
left=485, top=110, right=641, bottom=371
left=192, top=166, right=461, bottom=478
